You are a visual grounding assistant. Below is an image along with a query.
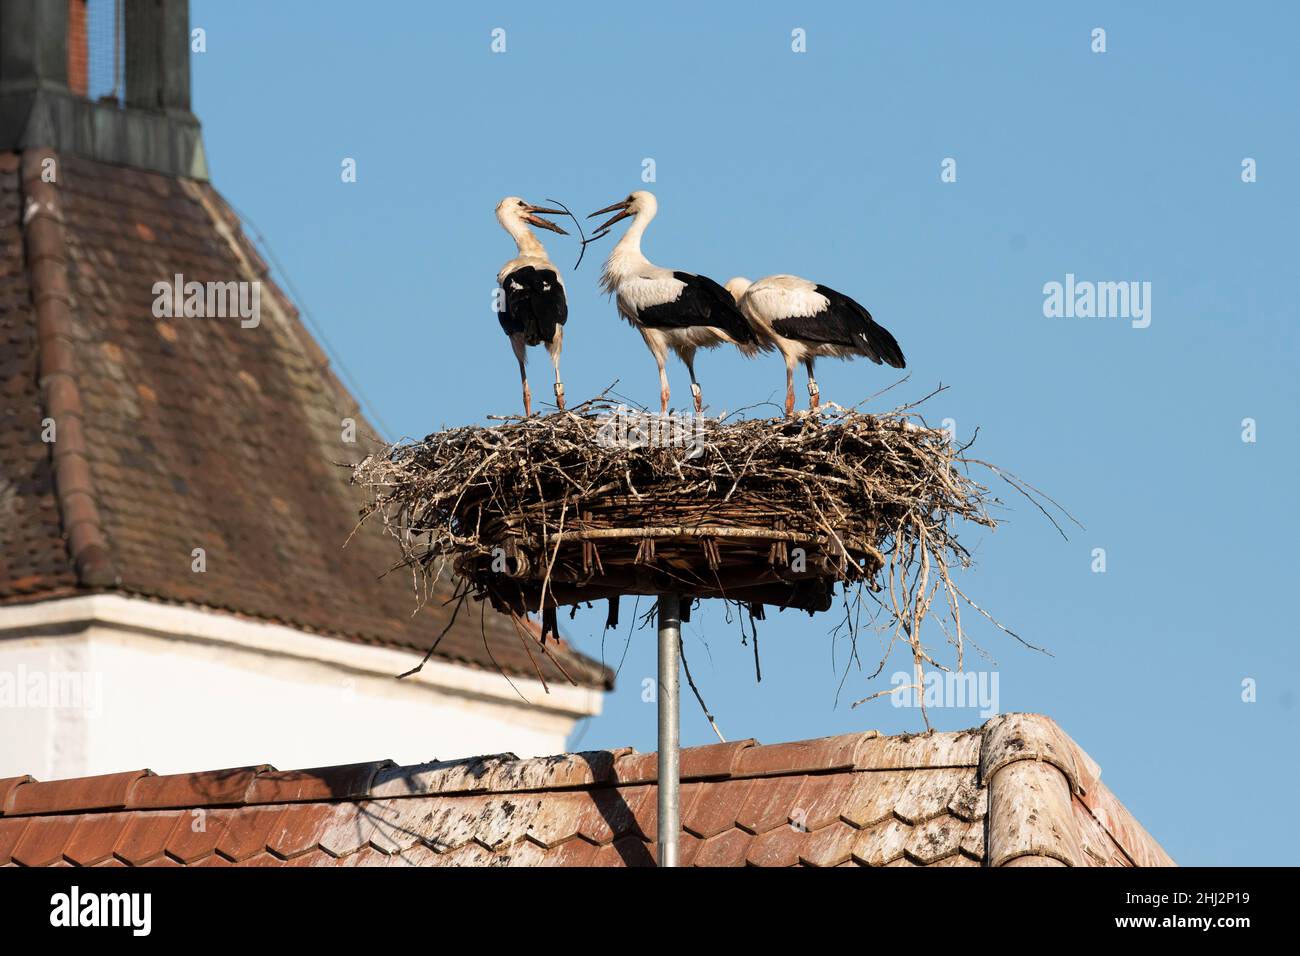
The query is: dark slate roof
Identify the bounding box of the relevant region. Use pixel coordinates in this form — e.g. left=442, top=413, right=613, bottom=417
left=0, top=148, right=610, bottom=690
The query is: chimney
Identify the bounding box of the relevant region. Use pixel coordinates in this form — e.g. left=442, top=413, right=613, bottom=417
left=67, top=1, right=88, bottom=97
left=0, top=0, right=207, bottom=179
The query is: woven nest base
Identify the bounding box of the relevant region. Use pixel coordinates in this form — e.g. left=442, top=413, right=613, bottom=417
left=461, top=529, right=876, bottom=620
left=353, top=396, right=998, bottom=633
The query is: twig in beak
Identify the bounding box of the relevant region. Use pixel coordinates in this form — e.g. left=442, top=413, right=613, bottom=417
left=576, top=229, right=612, bottom=269
left=544, top=198, right=592, bottom=270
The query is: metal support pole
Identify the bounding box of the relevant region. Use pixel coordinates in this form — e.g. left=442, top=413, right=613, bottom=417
left=656, top=593, right=681, bottom=867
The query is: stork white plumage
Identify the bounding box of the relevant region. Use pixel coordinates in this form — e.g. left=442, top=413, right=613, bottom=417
left=588, top=191, right=764, bottom=414
left=724, top=275, right=906, bottom=417
left=495, top=196, right=570, bottom=416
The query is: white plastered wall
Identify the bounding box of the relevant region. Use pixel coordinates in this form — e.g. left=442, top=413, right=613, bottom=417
left=0, top=594, right=602, bottom=780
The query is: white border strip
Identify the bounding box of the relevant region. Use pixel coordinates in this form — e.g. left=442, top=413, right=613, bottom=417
left=0, top=593, right=602, bottom=718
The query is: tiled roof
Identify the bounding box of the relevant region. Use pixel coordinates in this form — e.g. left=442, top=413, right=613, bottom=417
left=0, top=148, right=610, bottom=689
left=0, top=714, right=1174, bottom=867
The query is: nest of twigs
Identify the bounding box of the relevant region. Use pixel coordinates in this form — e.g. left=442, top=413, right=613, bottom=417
left=351, top=391, right=1068, bottom=722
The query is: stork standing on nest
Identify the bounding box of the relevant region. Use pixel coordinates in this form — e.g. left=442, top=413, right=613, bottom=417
left=495, top=196, right=571, bottom=416
left=724, top=275, right=906, bottom=417
left=588, top=191, right=763, bottom=414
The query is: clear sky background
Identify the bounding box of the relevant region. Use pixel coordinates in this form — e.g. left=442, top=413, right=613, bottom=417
left=191, top=1, right=1297, bottom=865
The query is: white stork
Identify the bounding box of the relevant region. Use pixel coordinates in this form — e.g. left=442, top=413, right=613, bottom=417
left=588, top=191, right=764, bottom=414
left=496, top=196, right=570, bottom=415
left=724, top=275, right=906, bottom=417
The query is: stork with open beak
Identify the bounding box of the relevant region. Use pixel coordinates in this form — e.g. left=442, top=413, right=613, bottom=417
left=724, top=275, right=906, bottom=417
left=496, top=197, right=570, bottom=416
left=587, top=191, right=764, bottom=414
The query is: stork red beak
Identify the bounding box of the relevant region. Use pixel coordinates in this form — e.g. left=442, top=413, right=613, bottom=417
left=587, top=199, right=633, bottom=233
left=524, top=204, right=569, bottom=235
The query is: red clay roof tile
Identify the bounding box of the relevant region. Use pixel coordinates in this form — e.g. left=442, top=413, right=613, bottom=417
left=164, top=808, right=228, bottom=864
left=0, top=816, right=31, bottom=864
left=852, top=818, right=912, bottom=867
left=745, top=820, right=808, bottom=867
left=540, top=836, right=600, bottom=867
left=791, top=772, right=856, bottom=832
left=10, top=814, right=80, bottom=866
left=682, top=777, right=753, bottom=838
left=0, top=715, right=1172, bottom=868
left=63, top=812, right=134, bottom=866
left=694, top=827, right=752, bottom=867
left=280, top=848, right=335, bottom=867
left=113, top=811, right=183, bottom=865
left=840, top=770, right=912, bottom=828
left=306, top=802, right=375, bottom=858
left=6, top=769, right=150, bottom=816
left=190, top=853, right=235, bottom=867
left=734, top=733, right=864, bottom=777
left=518, top=791, right=588, bottom=849
left=127, top=765, right=271, bottom=810
left=214, top=805, right=287, bottom=862
left=800, top=820, right=859, bottom=867
left=612, top=750, right=658, bottom=786
left=734, top=774, right=807, bottom=834
left=676, top=830, right=703, bottom=867
left=678, top=739, right=756, bottom=779
left=245, top=761, right=393, bottom=805
left=856, top=729, right=982, bottom=770
left=369, top=756, right=506, bottom=799
left=604, top=834, right=656, bottom=867
left=577, top=787, right=641, bottom=845
left=0, top=775, right=33, bottom=814
left=622, top=784, right=657, bottom=841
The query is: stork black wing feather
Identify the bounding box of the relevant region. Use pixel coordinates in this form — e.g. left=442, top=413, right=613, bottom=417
left=635, top=272, right=756, bottom=344
left=499, top=266, right=567, bottom=345
left=771, top=285, right=905, bottom=368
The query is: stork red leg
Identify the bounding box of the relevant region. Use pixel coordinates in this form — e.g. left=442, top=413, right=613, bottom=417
left=549, top=330, right=565, bottom=412
left=552, top=352, right=565, bottom=412
left=784, top=358, right=796, bottom=418
left=805, top=358, right=820, bottom=411
left=512, top=337, right=531, bottom=417
left=656, top=354, right=671, bottom=414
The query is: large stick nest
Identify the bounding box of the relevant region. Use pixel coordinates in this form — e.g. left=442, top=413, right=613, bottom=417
left=350, top=393, right=1046, bottom=700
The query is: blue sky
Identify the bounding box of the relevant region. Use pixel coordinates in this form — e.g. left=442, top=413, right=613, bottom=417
left=192, top=1, right=1298, bottom=865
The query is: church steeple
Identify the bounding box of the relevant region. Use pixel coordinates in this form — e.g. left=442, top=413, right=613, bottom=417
left=0, top=0, right=206, bottom=179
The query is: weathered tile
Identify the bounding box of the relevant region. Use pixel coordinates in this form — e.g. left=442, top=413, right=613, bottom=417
left=683, top=778, right=753, bottom=838
left=840, top=771, right=912, bottom=828
left=893, top=769, right=969, bottom=825
left=799, top=820, right=858, bottom=867
left=851, top=819, right=911, bottom=866
left=745, top=821, right=808, bottom=867
left=694, top=828, right=752, bottom=867
left=904, top=815, right=965, bottom=865
left=735, top=774, right=807, bottom=834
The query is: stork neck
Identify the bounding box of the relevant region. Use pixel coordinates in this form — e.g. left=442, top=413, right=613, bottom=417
left=615, top=207, right=654, bottom=256
left=505, top=219, right=546, bottom=256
